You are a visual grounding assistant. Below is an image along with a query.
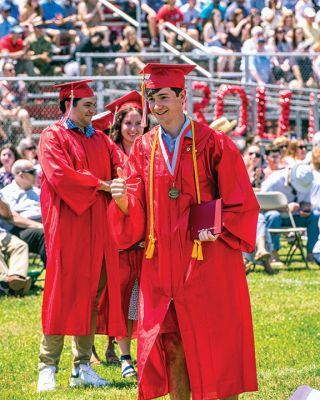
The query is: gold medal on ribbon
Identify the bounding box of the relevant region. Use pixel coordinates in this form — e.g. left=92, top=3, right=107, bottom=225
left=169, top=187, right=179, bottom=199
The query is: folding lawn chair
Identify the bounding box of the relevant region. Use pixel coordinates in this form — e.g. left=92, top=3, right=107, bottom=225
left=256, top=191, right=309, bottom=269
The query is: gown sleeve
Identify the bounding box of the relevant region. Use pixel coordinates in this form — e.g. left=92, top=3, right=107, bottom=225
left=213, top=133, right=260, bottom=253
left=108, top=136, right=147, bottom=249
left=38, top=126, right=101, bottom=216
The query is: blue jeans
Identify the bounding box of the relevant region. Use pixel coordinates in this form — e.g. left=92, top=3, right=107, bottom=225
left=244, top=213, right=272, bottom=261
left=264, top=210, right=319, bottom=254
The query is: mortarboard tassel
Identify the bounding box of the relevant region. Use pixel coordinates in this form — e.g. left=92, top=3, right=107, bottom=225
left=61, top=87, right=74, bottom=126
left=141, top=71, right=148, bottom=128
left=113, top=106, right=118, bottom=126
left=189, top=117, right=204, bottom=261
left=145, top=129, right=158, bottom=259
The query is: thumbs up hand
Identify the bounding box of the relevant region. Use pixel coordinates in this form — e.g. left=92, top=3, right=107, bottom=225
left=110, top=167, right=129, bottom=214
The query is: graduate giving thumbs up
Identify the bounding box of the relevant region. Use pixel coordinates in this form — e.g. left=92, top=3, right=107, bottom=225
left=111, top=167, right=129, bottom=214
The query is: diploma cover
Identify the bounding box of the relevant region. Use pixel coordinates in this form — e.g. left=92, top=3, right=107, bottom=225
left=189, top=198, right=222, bottom=240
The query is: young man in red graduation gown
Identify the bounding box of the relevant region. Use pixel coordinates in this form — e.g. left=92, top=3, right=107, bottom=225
left=37, top=80, right=127, bottom=392
left=109, top=64, right=260, bottom=400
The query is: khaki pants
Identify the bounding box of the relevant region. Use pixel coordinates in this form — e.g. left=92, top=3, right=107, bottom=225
left=39, top=265, right=106, bottom=371
left=0, top=231, right=29, bottom=280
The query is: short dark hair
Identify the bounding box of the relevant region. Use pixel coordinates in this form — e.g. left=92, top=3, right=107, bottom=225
left=59, top=97, right=81, bottom=113
left=265, top=143, right=280, bottom=156
left=146, top=87, right=183, bottom=98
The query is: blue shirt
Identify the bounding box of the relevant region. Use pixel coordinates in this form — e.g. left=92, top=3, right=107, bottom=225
left=249, top=53, right=271, bottom=84
left=65, top=118, right=95, bottom=138
left=260, top=168, right=310, bottom=204
left=41, top=0, right=66, bottom=30
left=160, top=116, right=191, bottom=154
left=0, top=15, right=17, bottom=38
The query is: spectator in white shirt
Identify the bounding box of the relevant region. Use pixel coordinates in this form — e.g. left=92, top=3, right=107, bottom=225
left=0, top=159, right=46, bottom=265
left=261, top=163, right=319, bottom=263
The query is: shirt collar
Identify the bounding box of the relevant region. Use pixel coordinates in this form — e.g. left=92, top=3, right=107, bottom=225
left=160, top=115, right=191, bottom=141
left=65, top=118, right=95, bottom=138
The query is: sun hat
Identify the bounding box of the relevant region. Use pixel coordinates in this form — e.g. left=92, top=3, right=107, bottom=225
left=291, top=163, right=313, bottom=193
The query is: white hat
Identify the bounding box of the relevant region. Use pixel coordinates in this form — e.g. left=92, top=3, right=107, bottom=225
left=251, top=26, right=263, bottom=37
left=291, top=163, right=314, bottom=193
left=210, top=117, right=237, bottom=133
left=312, top=131, right=320, bottom=146
left=304, top=7, right=316, bottom=18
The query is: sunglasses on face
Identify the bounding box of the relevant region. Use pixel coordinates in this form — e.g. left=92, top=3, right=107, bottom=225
left=21, top=169, right=36, bottom=175
left=248, top=152, right=261, bottom=158
left=279, top=145, right=288, bottom=150
left=25, top=146, right=36, bottom=150
left=266, top=151, right=280, bottom=156
left=298, top=145, right=307, bottom=150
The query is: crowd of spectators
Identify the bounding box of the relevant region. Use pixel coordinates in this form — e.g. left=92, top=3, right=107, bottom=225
left=1, top=1, right=320, bottom=291
left=242, top=131, right=320, bottom=273
left=0, top=1, right=320, bottom=81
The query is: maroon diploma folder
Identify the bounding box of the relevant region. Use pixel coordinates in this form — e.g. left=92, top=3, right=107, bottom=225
left=189, top=198, right=223, bottom=240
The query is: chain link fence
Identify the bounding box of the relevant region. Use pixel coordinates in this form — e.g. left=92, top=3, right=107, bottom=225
left=1, top=52, right=320, bottom=147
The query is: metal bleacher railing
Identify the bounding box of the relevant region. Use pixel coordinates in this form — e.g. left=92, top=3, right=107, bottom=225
left=1, top=67, right=320, bottom=146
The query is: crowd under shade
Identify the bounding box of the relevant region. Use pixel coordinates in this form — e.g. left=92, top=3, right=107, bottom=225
left=140, top=63, right=196, bottom=89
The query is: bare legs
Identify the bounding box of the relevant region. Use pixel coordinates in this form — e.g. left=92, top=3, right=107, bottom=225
left=162, top=332, right=191, bottom=400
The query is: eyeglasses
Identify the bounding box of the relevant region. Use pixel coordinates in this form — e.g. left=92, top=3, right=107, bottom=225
left=279, top=145, right=288, bottom=150
left=248, top=152, right=261, bottom=158
left=25, top=146, right=36, bottom=150
left=298, top=145, right=307, bottom=150
left=266, top=151, right=280, bottom=157
left=21, top=169, right=36, bottom=175
left=276, top=30, right=284, bottom=33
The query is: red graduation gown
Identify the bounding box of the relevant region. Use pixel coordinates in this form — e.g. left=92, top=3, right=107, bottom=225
left=109, top=121, right=259, bottom=399
left=38, top=122, right=127, bottom=337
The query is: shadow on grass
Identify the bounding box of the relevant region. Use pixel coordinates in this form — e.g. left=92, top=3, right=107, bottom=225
left=109, top=380, right=138, bottom=389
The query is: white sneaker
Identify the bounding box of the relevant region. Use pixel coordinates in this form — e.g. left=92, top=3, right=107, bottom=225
left=70, top=363, right=110, bottom=388
left=37, top=366, right=56, bottom=392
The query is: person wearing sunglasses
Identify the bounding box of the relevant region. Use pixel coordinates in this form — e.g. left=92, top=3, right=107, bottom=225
left=17, top=138, right=41, bottom=188
left=282, top=139, right=308, bottom=166
left=243, top=144, right=265, bottom=189
left=264, top=144, right=284, bottom=179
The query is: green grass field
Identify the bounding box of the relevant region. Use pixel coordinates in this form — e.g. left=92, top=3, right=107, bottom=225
left=1, top=261, right=320, bottom=400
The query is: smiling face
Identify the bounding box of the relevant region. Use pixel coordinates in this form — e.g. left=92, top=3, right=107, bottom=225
left=69, top=97, right=96, bottom=129
left=0, top=148, right=15, bottom=169
left=121, top=109, right=143, bottom=145
left=147, top=88, right=186, bottom=127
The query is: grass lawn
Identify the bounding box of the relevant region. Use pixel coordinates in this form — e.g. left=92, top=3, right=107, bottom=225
left=1, top=261, right=320, bottom=400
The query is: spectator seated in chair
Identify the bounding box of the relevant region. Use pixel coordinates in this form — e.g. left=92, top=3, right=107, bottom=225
left=0, top=194, right=31, bottom=296
left=260, top=163, right=319, bottom=264
left=0, top=159, right=46, bottom=267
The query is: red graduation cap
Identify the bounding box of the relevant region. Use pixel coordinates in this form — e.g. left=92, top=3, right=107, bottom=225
left=105, top=90, right=143, bottom=114
left=92, top=111, right=113, bottom=131
left=53, top=79, right=94, bottom=101
left=140, top=63, right=196, bottom=89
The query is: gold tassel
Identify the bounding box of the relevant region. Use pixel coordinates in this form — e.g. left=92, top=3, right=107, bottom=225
left=197, top=241, right=204, bottom=261
left=192, top=240, right=198, bottom=259
left=145, top=234, right=156, bottom=259
left=192, top=240, right=204, bottom=261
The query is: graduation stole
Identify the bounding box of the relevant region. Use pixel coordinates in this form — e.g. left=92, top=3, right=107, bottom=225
left=145, top=116, right=204, bottom=261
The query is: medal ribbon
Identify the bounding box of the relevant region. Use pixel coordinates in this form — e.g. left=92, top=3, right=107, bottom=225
left=146, top=116, right=204, bottom=261
left=158, top=121, right=191, bottom=177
